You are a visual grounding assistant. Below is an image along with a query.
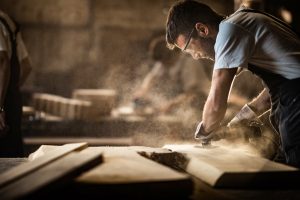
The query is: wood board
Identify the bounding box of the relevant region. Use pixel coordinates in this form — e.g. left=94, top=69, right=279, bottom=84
left=74, top=146, right=193, bottom=199
left=0, top=142, right=87, bottom=188
left=163, top=144, right=300, bottom=188
left=0, top=148, right=102, bottom=199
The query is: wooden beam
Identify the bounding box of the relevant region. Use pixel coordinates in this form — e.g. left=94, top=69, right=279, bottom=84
left=164, top=144, right=300, bottom=188
left=0, top=148, right=102, bottom=199
left=0, top=142, right=87, bottom=188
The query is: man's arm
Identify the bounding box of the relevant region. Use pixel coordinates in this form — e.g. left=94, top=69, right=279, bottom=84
left=247, top=88, right=271, bottom=115
left=0, top=51, right=10, bottom=131
left=202, top=68, right=237, bottom=133
left=19, top=57, right=32, bottom=86
left=227, top=88, right=271, bottom=127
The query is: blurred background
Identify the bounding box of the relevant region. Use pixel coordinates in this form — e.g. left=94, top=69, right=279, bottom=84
left=0, top=0, right=298, bottom=155
left=0, top=0, right=233, bottom=99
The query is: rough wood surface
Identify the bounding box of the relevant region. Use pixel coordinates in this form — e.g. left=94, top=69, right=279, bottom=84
left=75, top=146, right=193, bottom=199
left=163, top=144, right=300, bottom=188
left=78, top=146, right=189, bottom=183
left=0, top=142, right=87, bottom=188
left=0, top=149, right=102, bottom=199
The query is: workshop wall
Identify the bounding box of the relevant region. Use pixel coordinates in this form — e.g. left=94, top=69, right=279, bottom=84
left=0, top=0, right=233, bottom=100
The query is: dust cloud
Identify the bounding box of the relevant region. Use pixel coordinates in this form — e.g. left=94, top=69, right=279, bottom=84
left=162, top=123, right=280, bottom=161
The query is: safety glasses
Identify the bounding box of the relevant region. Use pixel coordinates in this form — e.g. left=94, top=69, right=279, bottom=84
left=183, top=27, right=195, bottom=51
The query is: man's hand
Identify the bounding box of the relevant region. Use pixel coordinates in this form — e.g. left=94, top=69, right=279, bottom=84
left=225, top=104, right=265, bottom=141
left=195, top=121, right=210, bottom=139
left=195, top=121, right=213, bottom=145
left=194, top=121, right=220, bottom=145
left=195, top=121, right=228, bottom=143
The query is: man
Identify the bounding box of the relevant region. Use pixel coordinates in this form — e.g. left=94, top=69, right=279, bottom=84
left=166, top=0, right=300, bottom=167
left=133, top=36, right=211, bottom=122
left=0, top=10, right=32, bottom=157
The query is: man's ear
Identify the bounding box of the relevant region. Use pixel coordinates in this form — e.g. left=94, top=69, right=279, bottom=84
left=195, top=23, right=209, bottom=38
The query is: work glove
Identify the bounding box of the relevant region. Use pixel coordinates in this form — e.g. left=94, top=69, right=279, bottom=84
left=227, top=104, right=263, bottom=128
left=194, top=104, right=264, bottom=144
left=227, top=104, right=263, bottom=140
left=194, top=121, right=213, bottom=143
left=194, top=122, right=226, bottom=145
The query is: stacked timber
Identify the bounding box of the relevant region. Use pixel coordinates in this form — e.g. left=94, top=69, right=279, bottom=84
left=72, top=89, right=117, bottom=119
left=32, top=89, right=117, bottom=120
left=32, top=93, right=91, bottom=120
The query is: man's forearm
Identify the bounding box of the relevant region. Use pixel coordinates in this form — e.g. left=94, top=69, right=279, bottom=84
left=202, top=95, right=227, bottom=133
left=201, top=68, right=237, bottom=133
left=19, top=57, right=32, bottom=86
left=247, top=88, right=271, bottom=115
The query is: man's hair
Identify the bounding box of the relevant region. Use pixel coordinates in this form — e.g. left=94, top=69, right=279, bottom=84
left=166, top=0, right=223, bottom=49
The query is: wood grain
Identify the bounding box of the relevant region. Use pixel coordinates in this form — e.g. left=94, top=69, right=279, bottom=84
left=75, top=146, right=193, bottom=199
left=0, top=148, right=102, bottom=199
left=0, top=142, right=87, bottom=188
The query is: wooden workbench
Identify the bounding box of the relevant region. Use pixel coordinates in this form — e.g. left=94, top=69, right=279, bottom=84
left=1, top=144, right=300, bottom=199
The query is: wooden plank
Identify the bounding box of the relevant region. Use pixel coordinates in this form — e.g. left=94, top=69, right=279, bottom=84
left=0, top=142, right=87, bottom=188
left=0, top=149, right=102, bottom=199
left=0, top=158, right=28, bottom=174
left=163, top=144, right=300, bottom=188
left=24, top=137, right=133, bottom=146
left=75, top=146, right=193, bottom=199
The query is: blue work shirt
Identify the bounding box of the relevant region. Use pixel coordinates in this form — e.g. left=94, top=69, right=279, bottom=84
left=214, top=6, right=300, bottom=80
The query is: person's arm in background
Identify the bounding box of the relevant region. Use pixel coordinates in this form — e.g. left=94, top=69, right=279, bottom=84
left=159, top=58, right=211, bottom=114
left=159, top=92, right=196, bottom=114
left=133, top=61, right=163, bottom=99
left=17, top=32, right=32, bottom=86
left=19, top=57, right=32, bottom=86
left=0, top=51, right=10, bottom=131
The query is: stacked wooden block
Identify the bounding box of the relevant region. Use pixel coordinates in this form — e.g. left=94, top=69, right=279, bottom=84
left=72, top=89, right=117, bottom=119
left=32, top=89, right=117, bottom=121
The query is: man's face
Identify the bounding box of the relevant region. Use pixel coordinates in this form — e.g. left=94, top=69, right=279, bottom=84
left=175, top=33, right=215, bottom=61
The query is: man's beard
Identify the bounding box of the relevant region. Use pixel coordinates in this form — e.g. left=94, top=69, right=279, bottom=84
left=199, top=37, right=216, bottom=61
